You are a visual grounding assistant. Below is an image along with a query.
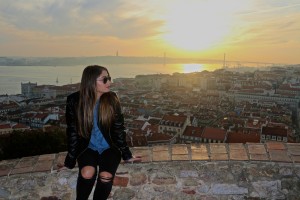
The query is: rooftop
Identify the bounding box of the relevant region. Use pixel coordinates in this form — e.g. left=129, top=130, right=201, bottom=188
left=0, top=142, right=300, bottom=199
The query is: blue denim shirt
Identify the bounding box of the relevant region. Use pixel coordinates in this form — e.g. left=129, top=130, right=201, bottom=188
left=88, top=100, right=110, bottom=154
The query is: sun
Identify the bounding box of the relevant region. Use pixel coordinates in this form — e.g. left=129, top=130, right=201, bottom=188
left=182, top=64, right=204, bottom=73
left=161, top=0, right=247, bottom=52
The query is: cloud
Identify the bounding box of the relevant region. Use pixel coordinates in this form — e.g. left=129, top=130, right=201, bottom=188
left=0, top=0, right=163, bottom=40
left=0, top=0, right=299, bottom=63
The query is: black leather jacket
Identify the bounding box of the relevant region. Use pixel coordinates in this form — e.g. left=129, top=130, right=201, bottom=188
left=64, top=91, right=132, bottom=169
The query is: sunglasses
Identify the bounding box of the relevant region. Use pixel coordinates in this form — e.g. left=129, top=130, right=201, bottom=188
left=97, top=76, right=111, bottom=84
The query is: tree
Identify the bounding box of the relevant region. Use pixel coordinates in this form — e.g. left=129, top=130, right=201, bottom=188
left=0, top=128, right=67, bottom=161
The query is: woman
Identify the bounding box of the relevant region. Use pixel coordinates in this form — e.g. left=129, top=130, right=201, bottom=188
left=60, top=65, right=141, bottom=200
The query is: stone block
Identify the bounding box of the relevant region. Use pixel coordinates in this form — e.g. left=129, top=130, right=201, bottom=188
left=229, top=143, right=245, bottom=150
left=287, top=143, right=300, bottom=156
left=113, top=176, right=129, bottom=187
left=34, top=160, right=53, bottom=172
left=38, top=154, right=56, bottom=161
left=191, top=149, right=209, bottom=161
left=247, top=144, right=267, bottom=154
left=172, top=154, right=189, bottom=161
left=290, top=155, right=300, bottom=163
left=209, top=143, right=227, bottom=154
left=266, top=142, right=286, bottom=150
left=131, top=147, right=151, bottom=163
left=210, top=153, right=228, bottom=161
left=152, top=150, right=170, bottom=162
left=172, top=144, right=188, bottom=154
left=153, top=145, right=169, bottom=152
left=249, top=154, right=269, bottom=161
left=269, top=150, right=292, bottom=162
left=10, top=166, right=33, bottom=175
left=0, top=165, right=11, bottom=177
left=230, top=149, right=249, bottom=161
left=15, top=156, right=38, bottom=168
left=190, top=144, right=208, bottom=152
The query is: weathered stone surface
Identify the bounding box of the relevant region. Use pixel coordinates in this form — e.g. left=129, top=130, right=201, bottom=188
left=179, top=170, right=198, bottom=178
left=252, top=180, right=285, bottom=199
left=129, top=172, right=147, bottom=186
left=113, top=176, right=129, bottom=187
left=0, top=188, right=10, bottom=199
left=152, top=172, right=177, bottom=185
left=1, top=143, right=300, bottom=199
left=113, top=188, right=135, bottom=200
left=211, top=184, right=248, bottom=195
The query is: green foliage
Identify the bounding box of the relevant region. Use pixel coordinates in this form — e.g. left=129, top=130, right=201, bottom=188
left=0, top=129, right=67, bottom=161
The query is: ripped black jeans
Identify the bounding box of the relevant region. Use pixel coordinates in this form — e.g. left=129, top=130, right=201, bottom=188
left=76, top=147, right=121, bottom=200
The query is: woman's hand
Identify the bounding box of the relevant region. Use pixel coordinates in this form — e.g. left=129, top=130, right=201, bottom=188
left=125, top=155, right=142, bottom=163
left=57, top=163, right=68, bottom=172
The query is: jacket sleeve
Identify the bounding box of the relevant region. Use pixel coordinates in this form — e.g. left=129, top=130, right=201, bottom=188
left=64, top=94, right=79, bottom=169
left=111, top=94, right=133, bottom=161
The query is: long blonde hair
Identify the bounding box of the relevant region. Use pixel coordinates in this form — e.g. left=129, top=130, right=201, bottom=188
left=77, top=65, right=110, bottom=138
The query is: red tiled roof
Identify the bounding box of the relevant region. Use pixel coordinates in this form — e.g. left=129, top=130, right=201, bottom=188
left=0, top=124, right=11, bottom=129
left=147, top=132, right=173, bottom=142
left=12, top=123, right=29, bottom=129
left=146, top=124, right=173, bottom=142
left=201, top=127, right=226, bottom=141
left=182, top=126, right=204, bottom=137
left=262, top=126, right=287, bottom=136
left=147, top=118, right=161, bottom=125
left=34, top=113, right=48, bottom=120
left=278, top=83, right=300, bottom=91
left=226, top=131, right=260, bottom=143
left=162, top=115, right=187, bottom=123
left=160, top=114, right=187, bottom=127
left=24, top=113, right=36, bottom=118
left=127, top=129, right=148, bottom=147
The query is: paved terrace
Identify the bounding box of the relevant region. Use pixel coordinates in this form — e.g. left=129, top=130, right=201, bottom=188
left=0, top=142, right=300, bottom=200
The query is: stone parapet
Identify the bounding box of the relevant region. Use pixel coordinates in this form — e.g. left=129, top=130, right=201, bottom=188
left=0, top=142, right=300, bottom=199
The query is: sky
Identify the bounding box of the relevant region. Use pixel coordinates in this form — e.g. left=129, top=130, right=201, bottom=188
left=0, top=0, right=299, bottom=64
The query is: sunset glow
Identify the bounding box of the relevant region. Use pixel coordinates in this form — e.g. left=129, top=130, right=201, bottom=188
left=182, top=64, right=204, bottom=73
left=0, top=0, right=299, bottom=64
left=161, top=0, right=243, bottom=51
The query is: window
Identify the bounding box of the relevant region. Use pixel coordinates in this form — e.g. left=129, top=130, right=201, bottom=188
left=277, top=136, right=282, bottom=141
left=266, top=135, right=271, bottom=140
left=271, top=135, right=276, bottom=141
left=261, top=135, right=265, bottom=140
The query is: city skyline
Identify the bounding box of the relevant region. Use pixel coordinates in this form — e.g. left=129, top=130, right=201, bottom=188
left=0, top=0, right=300, bottom=64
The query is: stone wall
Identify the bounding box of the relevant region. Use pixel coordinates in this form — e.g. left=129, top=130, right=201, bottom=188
left=0, top=142, right=300, bottom=200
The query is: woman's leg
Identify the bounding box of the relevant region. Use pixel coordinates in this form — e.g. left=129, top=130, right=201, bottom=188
left=76, top=148, right=98, bottom=200
left=93, top=148, right=121, bottom=200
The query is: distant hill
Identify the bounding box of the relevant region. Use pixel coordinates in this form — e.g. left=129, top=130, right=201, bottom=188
left=0, top=56, right=224, bottom=66
left=0, top=56, right=289, bottom=67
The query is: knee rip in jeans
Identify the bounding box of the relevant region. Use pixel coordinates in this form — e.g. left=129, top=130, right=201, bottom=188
left=99, top=172, right=113, bottom=184
left=80, top=166, right=96, bottom=179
